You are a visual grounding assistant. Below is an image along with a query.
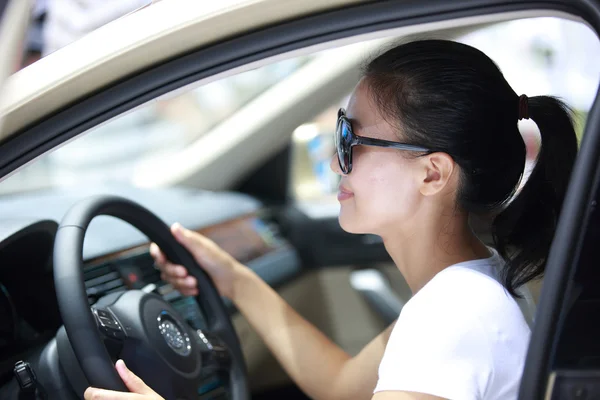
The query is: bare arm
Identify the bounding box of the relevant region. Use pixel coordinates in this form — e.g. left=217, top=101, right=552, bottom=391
left=233, top=266, right=395, bottom=400
left=155, top=224, right=395, bottom=400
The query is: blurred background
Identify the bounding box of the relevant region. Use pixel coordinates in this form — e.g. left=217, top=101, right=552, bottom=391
left=4, top=0, right=600, bottom=202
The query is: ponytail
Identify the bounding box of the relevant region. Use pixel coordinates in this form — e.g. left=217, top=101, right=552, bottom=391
left=493, top=96, right=578, bottom=296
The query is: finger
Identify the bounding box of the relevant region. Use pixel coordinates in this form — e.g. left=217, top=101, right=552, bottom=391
left=159, top=272, right=197, bottom=295
left=170, top=222, right=191, bottom=246
left=173, top=276, right=198, bottom=291
left=171, top=223, right=210, bottom=252
left=154, top=260, right=180, bottom=276
left=179, top=287, right=199, bottom=296
left=149, top=243, right=166, bottom=264
left=115, top=360, right=158, bottom=396
left=162, top=263, right=188, bottom=279
left=83, top=387, right=145, bottom=399
left=171, top=223, right=222, bottom=267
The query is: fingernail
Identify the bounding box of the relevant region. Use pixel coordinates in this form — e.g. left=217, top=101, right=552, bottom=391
left=115, top=360, right=131, bottom=379
left=174, top=224, right=188, bottom=239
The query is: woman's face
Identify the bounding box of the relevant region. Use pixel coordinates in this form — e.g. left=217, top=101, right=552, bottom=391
left=330, top=79, right=425, bottom=237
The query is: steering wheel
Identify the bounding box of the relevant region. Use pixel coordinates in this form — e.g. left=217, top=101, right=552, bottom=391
left=52, top=195, right=249, bottom=399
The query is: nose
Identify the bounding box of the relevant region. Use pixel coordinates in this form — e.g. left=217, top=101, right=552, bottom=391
left=330, top=154, right=342, bottom=176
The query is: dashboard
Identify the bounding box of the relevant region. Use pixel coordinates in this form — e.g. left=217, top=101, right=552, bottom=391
left=0, top=185, right=302, bottom=397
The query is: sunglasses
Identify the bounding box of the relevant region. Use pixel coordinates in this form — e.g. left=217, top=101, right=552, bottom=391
left=335, top=108, right=431, bottom=174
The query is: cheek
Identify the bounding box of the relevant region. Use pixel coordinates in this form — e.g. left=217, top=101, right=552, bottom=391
left=340, top=154, right=420, bottom=233
left=363, top=170, right=417, bottom=217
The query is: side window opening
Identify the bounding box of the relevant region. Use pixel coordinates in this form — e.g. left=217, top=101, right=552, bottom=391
left=291, top=17, right=595, bottom=203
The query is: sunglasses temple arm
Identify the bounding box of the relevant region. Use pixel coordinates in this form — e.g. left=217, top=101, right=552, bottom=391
left=356, top=136, right=430, bottom=152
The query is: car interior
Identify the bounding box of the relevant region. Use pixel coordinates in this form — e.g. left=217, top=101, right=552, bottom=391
left=0, top=2, right=598, bottom=399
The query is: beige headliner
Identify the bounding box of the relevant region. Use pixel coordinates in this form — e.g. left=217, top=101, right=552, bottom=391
left=0, top=0, right=364, bottom=141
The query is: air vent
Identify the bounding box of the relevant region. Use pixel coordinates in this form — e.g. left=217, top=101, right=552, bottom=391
left=83, top=262, right=126, bottom=303
left=83, top=251, right=165, bottom=304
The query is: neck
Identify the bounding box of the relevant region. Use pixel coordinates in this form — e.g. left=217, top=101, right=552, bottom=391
left=381, top=209, right=490, bottom=294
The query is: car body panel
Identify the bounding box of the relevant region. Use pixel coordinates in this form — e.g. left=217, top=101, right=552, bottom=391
left=0, top=0, right=364, bottom=142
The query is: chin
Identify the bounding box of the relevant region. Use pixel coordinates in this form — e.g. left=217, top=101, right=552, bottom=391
left=338, top=208, right=371, bottom=234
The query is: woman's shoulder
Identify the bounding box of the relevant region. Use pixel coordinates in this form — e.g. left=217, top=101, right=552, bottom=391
left=380, top=262, right=530, bottom=400
left=407, top=262, right=525, bottom=322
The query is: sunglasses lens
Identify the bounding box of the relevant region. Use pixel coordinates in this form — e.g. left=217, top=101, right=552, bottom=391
left=336, top=119, right=352, bottom=173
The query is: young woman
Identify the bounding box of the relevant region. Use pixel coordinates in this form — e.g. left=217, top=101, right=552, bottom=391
left=84, top=39, right=578, bottom=400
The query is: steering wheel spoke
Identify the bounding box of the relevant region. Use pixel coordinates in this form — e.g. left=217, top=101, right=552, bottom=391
left=195, top=329, right=232, bottom=373
left=92, top=307, right=127, bottom=342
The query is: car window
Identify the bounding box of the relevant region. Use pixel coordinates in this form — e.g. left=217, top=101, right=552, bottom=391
left=291, top=17, right=597, bottom=201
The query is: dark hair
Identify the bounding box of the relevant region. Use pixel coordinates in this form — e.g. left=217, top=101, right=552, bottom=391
left=363, top=39, right=578, bottom=296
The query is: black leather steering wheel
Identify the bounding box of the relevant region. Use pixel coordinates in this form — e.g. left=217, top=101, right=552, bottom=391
left=52, top=195, right=249, bottom=399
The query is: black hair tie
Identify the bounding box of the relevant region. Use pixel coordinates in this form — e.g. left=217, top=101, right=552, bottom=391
left=518, top=94, right=529, bottom=120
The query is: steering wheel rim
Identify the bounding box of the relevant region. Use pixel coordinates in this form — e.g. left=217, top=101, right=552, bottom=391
left=53, top=195, right=249, bottom=399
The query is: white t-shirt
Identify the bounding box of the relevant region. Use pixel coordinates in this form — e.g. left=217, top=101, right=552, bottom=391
left=375, top=249, right=531, bottom=400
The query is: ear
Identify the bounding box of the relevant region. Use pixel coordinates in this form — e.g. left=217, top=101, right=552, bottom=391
left=419, top=152, right=456, bottom=197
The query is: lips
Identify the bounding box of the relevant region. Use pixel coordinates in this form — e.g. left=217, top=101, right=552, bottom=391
left=337, top=185, right=354, bottom=201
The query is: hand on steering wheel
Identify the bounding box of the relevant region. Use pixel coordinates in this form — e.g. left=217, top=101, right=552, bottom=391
left=150, top=223, right=245, bottom=299
left=84, top=360, right=163, bottom=400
